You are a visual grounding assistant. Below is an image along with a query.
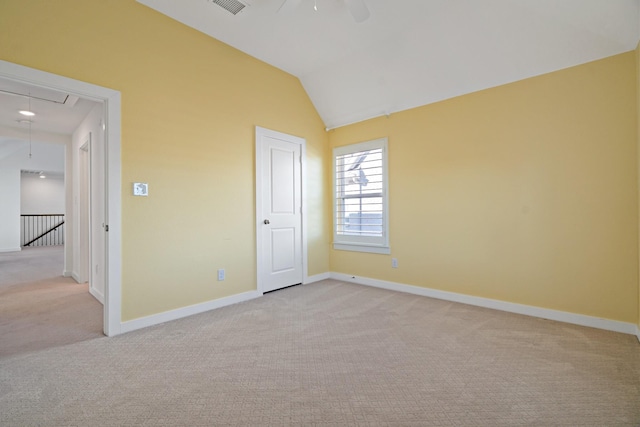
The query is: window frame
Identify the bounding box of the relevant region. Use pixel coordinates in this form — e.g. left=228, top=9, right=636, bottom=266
left=332, top=137, right=390, bottom=254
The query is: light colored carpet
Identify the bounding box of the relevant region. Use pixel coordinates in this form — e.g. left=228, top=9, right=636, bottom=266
left=1, top=250, right=639, bottom=425
left=0, top=246, right=103, bottom=357
left=0, top=246, right=68, bottom=288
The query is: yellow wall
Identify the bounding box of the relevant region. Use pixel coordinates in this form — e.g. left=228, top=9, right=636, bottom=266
left=330, top=52, right=639, bottom=324
left=1, top=1, right=637, bottom=328
left=0, top=1, right=330, bottom=321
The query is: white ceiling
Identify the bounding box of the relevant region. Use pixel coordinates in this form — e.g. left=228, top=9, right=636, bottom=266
left=0, top=78, right=97, bottom=136
left=138, top=0, right=640, bottom=129
left=0, top=77, right=98, bottom=162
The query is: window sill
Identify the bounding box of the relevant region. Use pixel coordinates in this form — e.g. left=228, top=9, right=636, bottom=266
left=333, top=243, right=391, bottom=255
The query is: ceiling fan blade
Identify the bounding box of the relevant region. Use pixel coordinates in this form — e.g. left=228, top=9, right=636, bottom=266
left=277, top=0, right=303, bottom=13
left=344, top=0, right=370, bottom=23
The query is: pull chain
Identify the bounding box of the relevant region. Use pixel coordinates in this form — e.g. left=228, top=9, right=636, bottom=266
left=28, top=94, right=32, bottom=159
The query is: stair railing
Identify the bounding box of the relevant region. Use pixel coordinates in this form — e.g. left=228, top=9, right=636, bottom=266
left=20, top=214, right=65, bottom=247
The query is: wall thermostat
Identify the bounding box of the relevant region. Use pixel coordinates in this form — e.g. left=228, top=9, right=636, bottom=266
left=133, top=182, right=148, bottom=196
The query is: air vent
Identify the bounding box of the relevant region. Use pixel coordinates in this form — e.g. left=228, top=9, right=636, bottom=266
left=21, top=170, right=43, bottom=176
left=208, top=0, right=247, bottom=15
left=22, top=170, right=64, bottom=178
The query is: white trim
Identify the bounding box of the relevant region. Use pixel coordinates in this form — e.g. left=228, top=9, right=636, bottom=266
left=120, top=291, right=261, bottom=334
left=78, top=134, right=91, bottom=286
left=304, top=272, right=331, bottom=284
left=71, top=272, right=84, bottom=284
left=636, top=326, right=640, bottom=344
left=0, top=60, right=123, bottom=337
left=256, top=130, right=264, bottom=294
left=104, top=88, right=122, bottom=337
left=330, top=272, right=638, bottom=336
left=89, top=286, right=105, bottom=305
left=255, top=126, right=307, bottom=294
left=301, top=141, right=308, bottom=289
left=0, top=247, right=21, bottom=253
left=333, top=243, right=391, bottom=254
left=333, top=137, right=389, bottom=253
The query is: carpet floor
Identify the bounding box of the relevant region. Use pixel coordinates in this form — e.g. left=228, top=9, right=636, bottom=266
left=0, top=246, right=103, bottom=357
left=1, top=248, right=639, bottom=426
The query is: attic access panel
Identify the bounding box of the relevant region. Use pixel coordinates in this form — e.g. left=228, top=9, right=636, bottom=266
left=0, top=79, right=78, bottom=105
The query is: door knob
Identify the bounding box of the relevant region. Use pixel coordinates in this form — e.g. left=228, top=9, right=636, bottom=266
left=264, top=219, right=270, bottom=224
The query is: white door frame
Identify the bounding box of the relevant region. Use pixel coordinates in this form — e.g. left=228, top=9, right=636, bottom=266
left=78, top=138, right=91, bottom=285
left=0, top=60, right=123, bottom=336
left=255, top=126, right=308, bottom=294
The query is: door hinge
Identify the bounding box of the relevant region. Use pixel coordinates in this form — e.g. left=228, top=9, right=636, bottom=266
left=105, top=225, right=109, bottom=232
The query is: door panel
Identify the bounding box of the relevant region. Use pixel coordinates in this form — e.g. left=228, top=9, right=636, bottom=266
left=271, top=148, right=295, bottom=214
left=271, top=228, right=296, bottom=272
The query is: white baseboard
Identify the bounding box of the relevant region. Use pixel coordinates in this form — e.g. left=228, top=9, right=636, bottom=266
left=119, top=273, right=331, bottom=334
left=120, top=290, right=262, bottom=334
left=305, top=272, right=331, bottom=284
left=330, top=272, right=637, bottom=336
left=89, top=286, right=104, bottom=305
left=636, top=326, right=640, bottom=344
left=71, top=272, right=84, bottom=284
left=0, top=247, right=21, bottom=253
left=63, top=270, right=73, bottom=278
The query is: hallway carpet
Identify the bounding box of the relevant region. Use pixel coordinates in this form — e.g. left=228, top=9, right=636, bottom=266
left=0, top=246, right=103, bottom=357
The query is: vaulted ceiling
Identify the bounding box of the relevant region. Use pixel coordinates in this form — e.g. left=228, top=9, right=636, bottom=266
left=137, top=0, right=640, bottom=129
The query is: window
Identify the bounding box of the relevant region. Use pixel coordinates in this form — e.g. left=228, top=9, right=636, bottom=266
left=333, top=138, right=389, bottom=254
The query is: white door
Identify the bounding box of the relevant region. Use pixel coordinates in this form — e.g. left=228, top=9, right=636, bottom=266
left=256, top=127, right=304, bottom=293
left=90, top=125, right=106, bottom=304
left=78, top=140, right=90, bottom=284
left=79, top=130, right=106, bottom=304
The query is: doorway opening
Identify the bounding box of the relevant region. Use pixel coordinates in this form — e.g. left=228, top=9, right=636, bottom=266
left=0, top=59, right=122, bottom=336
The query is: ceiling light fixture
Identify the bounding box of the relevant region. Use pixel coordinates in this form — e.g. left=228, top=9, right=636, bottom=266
left=314, top=0, right=317, bottom=11
left=39, top=172, right=46, bottom=179
left=19, top=110, right=35, bottom=117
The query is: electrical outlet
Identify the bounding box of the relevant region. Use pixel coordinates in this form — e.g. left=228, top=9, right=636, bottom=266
left=392, top=258, right=398, bottom=268
left=217, top=269, right=225, bottom=281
